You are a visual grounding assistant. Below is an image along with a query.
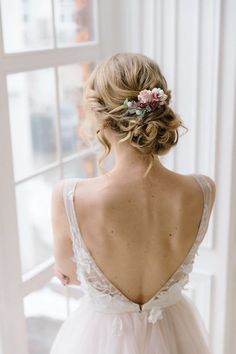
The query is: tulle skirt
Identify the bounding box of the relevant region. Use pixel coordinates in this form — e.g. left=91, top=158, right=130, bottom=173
left=50, top=293, right=213, bottom=354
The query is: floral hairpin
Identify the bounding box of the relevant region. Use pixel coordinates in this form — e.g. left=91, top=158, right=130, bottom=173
left=123, top=87, right=168, bottom=118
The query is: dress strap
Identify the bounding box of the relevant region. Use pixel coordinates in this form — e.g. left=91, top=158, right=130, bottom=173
left=63, top=178, right=83, bottom=259
left=192, top=174, right=214, bottom=244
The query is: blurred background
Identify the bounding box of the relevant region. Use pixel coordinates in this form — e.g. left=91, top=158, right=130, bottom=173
left=0, top=0, right=235, bottom=353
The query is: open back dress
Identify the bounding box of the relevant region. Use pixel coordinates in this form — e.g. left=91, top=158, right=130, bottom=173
left=50, top=173, right=214, bottom=354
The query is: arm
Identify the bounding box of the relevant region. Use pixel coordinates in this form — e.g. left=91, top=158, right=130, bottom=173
left=51, top=180, right=81, bottom=286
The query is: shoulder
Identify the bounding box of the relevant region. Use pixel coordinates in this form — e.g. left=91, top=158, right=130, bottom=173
left=178, top=173, right=216, bottom=206
left=51, top=178, right=75, bottom=225
left=51, top=180, right=65, bottom=223
left=189, top=174, right=216, bottom=213
left=73, top=176, right=106, bottom=209
left=51, top=179, right=67, bottom=208
left=183, top=173, right=216, bottom=196
left=73, top=175, right=105, bottom=197
left=51, top=176, right=103, bottom=211
left=51, top=179, right=79, bottom=241
left=201, top=174, right=216, bottom=192
left=51, top=178, right=80, bottom=202
left=52, top=179, right=65, bottom=194
left=200, top=174, right=216, bottom=202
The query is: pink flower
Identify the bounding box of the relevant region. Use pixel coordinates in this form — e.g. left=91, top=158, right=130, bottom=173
left=137, top=102, right=147, bottom=109
left=138, top=89, right=153, bottom=104
left=149, top=100, right=159, bottom=110
left=152, top=88, right=168, bottom=104
left=152, top=88, right=161, bottom=99
left=123, top=87, right=168, bottom=118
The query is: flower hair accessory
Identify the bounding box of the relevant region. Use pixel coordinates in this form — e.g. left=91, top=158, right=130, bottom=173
left=123, top=88, right=168, bottom=118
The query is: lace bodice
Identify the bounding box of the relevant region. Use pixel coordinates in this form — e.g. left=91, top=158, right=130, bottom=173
left=62, top=174, right=213, bottom=336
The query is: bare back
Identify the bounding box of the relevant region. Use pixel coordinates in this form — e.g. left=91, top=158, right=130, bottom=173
left=71, top=171, right=215, bottom=305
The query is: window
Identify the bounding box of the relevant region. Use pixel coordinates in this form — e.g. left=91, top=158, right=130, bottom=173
left=1, top=0, right=97, bottom=52
left=0, top=1, right=99, bottom=353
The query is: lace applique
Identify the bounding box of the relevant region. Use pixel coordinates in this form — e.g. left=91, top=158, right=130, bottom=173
left=148, top=308, right=163, bottom=324
left=62, top=174, right=212, bottom=337
left=77, top=248, right=91, bottom=274
left=111, top=316, right=123, bottom=336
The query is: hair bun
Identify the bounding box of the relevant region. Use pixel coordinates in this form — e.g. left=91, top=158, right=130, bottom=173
left=83, top=52, right=188, bottom=177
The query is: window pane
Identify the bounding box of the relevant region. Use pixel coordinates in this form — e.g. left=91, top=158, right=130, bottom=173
left=54, top=0, right=96, bottom=47
left=58, top=63, right=95, bottom=157
left=7, top=69, right=58, bottom=181
left=0, top=0, right=53, bottom=52
left=24, top=278, right=84, bottom=353
left=24, top=277, right=67, bottom=354
left=63, top=154, right=98, bottom=178
left=16, top=169, right=59, bottom=274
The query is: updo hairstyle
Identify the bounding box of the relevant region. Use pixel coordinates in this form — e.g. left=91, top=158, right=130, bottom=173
left=82, top=52, right=188, bottom=177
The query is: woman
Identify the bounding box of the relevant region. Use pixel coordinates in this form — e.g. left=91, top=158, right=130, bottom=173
left=50, top=53, right=216, bottom=353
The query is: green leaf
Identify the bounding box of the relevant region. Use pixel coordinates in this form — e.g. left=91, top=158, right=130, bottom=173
left=123, top=98, right=129, bottom=108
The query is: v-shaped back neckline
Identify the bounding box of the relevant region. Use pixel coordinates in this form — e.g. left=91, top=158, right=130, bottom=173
left=67, top=173, right=210, bottom=307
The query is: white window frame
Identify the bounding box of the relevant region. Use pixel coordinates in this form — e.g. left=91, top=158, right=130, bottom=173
left=2, top=1, right=235, bottom=353
left=0, top=1, right=104, bottom=353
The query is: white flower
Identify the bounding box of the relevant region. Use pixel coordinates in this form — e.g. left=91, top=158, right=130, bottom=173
left=148, top=307, right=163, bottom=324
left=127, top=101, right=134, bottom=108
left=77, top=248, right=91, bottom=273
left=111, top=316, right=123, bottom=336
left=182, top=263, right=193, bottom=274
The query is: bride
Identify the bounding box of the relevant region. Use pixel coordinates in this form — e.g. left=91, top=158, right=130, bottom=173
left=50, top=52, right=216, bottom=354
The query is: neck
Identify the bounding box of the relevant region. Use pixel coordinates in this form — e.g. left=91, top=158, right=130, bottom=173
left=104, top=133, right=165, bottom=179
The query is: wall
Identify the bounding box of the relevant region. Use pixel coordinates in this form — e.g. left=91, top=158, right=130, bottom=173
left=100, top=0, right=236, bottom=353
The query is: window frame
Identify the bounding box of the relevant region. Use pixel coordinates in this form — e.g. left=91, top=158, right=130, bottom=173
left=0, top=1, right=101, bottom=353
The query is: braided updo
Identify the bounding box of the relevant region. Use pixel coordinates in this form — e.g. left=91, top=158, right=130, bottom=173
left=82, top=52, right=188, bottom=177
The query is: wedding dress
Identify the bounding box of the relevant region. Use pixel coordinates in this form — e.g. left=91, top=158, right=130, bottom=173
left=50, top=173, right=214, bottom=354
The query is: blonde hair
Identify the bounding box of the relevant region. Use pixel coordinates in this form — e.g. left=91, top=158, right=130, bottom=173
left=82, top=52, right=188, bottom=177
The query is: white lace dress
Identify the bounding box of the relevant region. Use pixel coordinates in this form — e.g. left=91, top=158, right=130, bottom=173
left=50, top=174, right=214, bottom=354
